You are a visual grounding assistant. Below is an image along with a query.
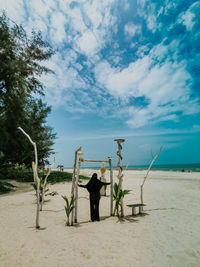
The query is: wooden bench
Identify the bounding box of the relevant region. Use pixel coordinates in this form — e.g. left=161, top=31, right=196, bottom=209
left=127, top=204, right=146, bottom=216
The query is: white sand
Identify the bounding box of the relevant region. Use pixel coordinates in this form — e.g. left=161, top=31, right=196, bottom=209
left=1, top=169, right=200, bottom=267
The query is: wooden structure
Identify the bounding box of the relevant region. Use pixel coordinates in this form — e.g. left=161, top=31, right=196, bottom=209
left=73, top=156, right=114, bottom=223
left=126, top=147, right=162, bottom=216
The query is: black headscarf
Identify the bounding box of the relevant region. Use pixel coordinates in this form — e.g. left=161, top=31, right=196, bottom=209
left=85, top=173, right=104, bottom=193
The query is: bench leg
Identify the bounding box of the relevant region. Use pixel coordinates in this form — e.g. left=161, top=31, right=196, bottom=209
left=132, top=207, right=137, bottom=216
left=139, top=206, right=143, bottom=214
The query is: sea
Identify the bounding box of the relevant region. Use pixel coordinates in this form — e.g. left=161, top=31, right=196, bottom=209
left=73, top=163, right=200, bottom=172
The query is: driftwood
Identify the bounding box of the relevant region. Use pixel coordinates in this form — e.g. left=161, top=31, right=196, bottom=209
left=45, top=191, right=58, bottom=196
left=140, top=147, right=163, bottom=206
left=71, top=146, right=82, bottom=225
left=114, top=139, right=125, bottom=217
left=40, top=168, right=51, bottom=211
left=18, top=127, right=40, bottom=229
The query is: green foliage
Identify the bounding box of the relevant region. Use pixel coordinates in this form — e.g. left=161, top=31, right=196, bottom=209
left=1, top=165, right=89, bottom=184
left=62, top=195, right=76, bottom=216
left=31, top=177, right=48, bottom=192
left=113, top=182, right=131, bottom=216
left=6, top=168, right=34, bottom=182
left=31, top=177, right=49, bottom=204
left=0, top=162, right=33, bottom=182
left=0, top=12, right=55, bottom=168
left=0, top=180, right=15, bottom=194
left=62, top=195, right=76, bottom=226
left=47, top=171, right=89, bottom=184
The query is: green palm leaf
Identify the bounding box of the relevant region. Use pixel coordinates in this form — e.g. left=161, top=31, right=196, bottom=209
left=62, top=195, right=76, bottom=224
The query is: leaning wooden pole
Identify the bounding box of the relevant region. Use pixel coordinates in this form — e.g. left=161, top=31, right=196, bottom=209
left=140, top=147, right=162, bottom=207
left=114, top=139, right=125, bottom=217
left=71, top=146, right=81, bottom=225
left=108, top=157, right=114, bottom=216
left=18, top=127, right=40, bottom=229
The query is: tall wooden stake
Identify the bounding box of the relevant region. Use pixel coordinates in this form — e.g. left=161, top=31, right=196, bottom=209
left=100, top=162, right=106, bottom=196
left=71, top=146, right=81, bottom=225
left=74, top=157, right=81, bottom=223
left=18, top=127, right=40, bottom=229
left=140, top=147, right=162, bottom=208
left=114, top=139, right=125, bottom=217
left=108, top=157, right=114, bottom=216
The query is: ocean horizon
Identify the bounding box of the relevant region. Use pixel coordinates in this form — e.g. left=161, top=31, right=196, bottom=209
left=64, top=163, right=200, bottom=172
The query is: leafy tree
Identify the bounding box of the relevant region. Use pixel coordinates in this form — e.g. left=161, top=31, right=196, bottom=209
left=20, top=99, right=56, bottom=166
left=0, top=12, right=55, bottom=167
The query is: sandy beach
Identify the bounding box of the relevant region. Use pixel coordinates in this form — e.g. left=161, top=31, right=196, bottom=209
left=1, top=169, right=200, bottom=267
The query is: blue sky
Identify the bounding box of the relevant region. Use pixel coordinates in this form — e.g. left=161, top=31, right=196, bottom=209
left=1, top=0, right=200, bottom=167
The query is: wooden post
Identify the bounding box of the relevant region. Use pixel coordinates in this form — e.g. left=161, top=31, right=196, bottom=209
left=140, top=147, right=162, bottom=209
left=108, top=157, right=113, bottom=216
left=18, top=127, right=40, bottom=229
left=114, top=139, right=125, bottom=217
left=71, top=146, right=81, bottom=225
left=100, top=162, right=106, bottom=196
left=74, top=157, right=81, bottom=223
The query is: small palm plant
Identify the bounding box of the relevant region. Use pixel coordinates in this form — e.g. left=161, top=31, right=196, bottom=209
left=62, top=195, right=76, bottom=226
left=113, top=182, right=131, bottom=217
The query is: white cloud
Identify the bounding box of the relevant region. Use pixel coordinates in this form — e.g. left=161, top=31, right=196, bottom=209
left=123, top=0, right=130, bottom=11
left=84, top=1, right=103, bottom=29
left=77, top=31, right=99, bottom=56
left=29, top=0, right=53, bottom=18
left=50, top=12, right=67, bottom=43
left=126, top=59, right=199, bottom=127
left=94, top=56, right=151, bottom=97
left=178, top=2, right=200, bottom=31
left=0, top=0, right=25, bottom=24
left=146, top=13, right=157, bottom=33
left=179, top=9, right=195, bottom=31
left=94, top=39, right=200, bottom=128
left=136, top=45, right=149, bottom=57
left=124, top=22, right=140, bottom=38
left=1, top=0, right=199, bottom=130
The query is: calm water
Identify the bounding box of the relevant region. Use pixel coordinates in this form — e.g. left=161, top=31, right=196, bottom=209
left=76, top=163, right=200, bottom=172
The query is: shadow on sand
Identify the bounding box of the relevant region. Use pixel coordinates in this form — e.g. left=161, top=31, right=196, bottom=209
left=116, top=212, right=149, bottom=224
left=74, top=213, right=149, bottom=226
left=145, top=207, right=180, bottom=212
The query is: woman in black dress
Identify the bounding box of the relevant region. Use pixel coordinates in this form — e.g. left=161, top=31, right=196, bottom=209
left=78, top=173, right=110, bottom=221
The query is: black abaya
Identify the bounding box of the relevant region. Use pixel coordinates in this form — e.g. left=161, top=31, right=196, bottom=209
left=78, top=173, right=110, bottom=221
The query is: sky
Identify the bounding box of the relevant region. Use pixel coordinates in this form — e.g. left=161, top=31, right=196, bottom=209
left=1, top=0, right=200, bottom=167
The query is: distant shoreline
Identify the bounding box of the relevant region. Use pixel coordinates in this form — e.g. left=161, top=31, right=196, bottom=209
left=62, top=163, right=200, bottom=172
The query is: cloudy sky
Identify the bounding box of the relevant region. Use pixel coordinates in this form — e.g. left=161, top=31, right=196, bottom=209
left=1, top=0, right=200, bottom=167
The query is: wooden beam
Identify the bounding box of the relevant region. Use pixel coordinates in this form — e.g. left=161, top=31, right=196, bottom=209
left=81, top=159, right=109, bottom=163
